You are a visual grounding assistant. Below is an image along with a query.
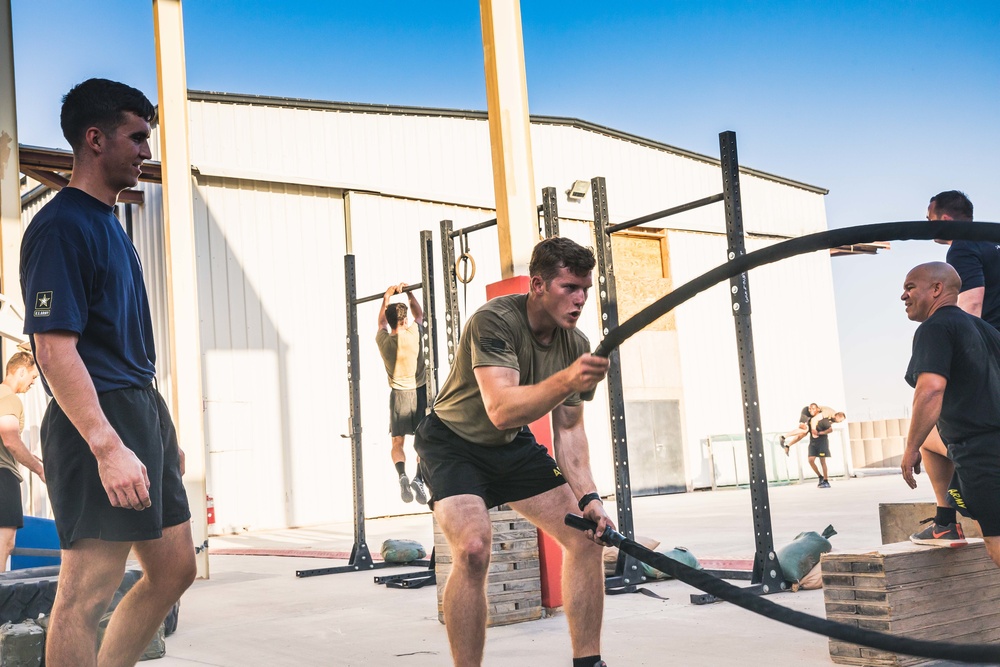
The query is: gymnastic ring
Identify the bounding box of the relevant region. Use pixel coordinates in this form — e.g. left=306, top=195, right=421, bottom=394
left=455, top=252, right=476, bottom=284
left=595, top=220, right=1000, bottom=358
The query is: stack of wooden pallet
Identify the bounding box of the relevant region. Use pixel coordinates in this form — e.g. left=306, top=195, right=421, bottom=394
left=434, top=505, right=543, bottom=627
left=822, top=540, right=1000, bottom=666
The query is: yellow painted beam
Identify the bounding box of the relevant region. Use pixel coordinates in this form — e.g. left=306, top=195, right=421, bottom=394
left=480, top=0, right=539, bottom=278
left=153, top=0, right=209, bottom=578
left=0, top=1, right=23, bottom=359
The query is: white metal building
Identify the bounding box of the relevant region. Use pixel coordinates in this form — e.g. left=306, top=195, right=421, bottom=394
left=21, top=91, right=847, bottom=533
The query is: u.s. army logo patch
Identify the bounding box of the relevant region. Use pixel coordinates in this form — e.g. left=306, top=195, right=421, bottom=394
left=34, top=291, right=52, bottom=317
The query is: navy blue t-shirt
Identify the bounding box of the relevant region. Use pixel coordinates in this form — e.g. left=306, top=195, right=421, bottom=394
left=947, top=239, right=1000, bottom=331
left=905, top=305, right=1000, bottom=442
left=20, top=187, right=156, bottom=395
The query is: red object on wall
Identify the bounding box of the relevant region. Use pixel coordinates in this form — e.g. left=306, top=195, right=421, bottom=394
left=206, top=495, right=216, bottom=525
left=485, top=276, right=564, bottom=609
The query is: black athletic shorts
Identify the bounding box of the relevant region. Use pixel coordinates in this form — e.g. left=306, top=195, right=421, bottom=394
left=414, top=412, right=567, bottom=510
left=41, top=384, right=191, bottom=549
left=0, top=469, right=23, bottom=529
left=808, top=440, right=831, bottom=458
left=945, top=432, right=1000, bottom=536
left=389, top=385, right=427, bottom=437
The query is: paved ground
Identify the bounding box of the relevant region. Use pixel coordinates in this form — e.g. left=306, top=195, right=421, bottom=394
left=153, top=473, right=971, bottom=666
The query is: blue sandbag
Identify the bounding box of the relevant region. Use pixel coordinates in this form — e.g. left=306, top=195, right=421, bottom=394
left=777, top=525, right=837, bottom=583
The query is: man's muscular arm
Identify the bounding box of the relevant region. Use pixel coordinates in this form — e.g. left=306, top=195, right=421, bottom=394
left=34, top=331, right=150, bottom=510
left=902, top=372, right=946, bottom=490
left=474, top=353, right=609, bottom=430
left=958, top=286, right=985, bottom=318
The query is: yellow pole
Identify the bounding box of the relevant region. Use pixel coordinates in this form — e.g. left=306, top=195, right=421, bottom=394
left=480, top=0, right=539, bottom=278
left=152, top=0, right=209, bottom=578
left=0, top=0, right=22, bottom=361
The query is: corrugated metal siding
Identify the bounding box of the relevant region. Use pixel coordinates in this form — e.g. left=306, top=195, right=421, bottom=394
left=192, top=176, right=348, bottom=530
left=667, top=231, right=846, bottom=487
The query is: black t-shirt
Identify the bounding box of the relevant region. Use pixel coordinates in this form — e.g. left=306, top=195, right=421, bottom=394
left=810, top=417, right=831, bottom=446
left=947, top=240, right=1000, bottom=331
left=21, top=187, right=157, bottom=394
left=905, top=306, right=1000, bottom=442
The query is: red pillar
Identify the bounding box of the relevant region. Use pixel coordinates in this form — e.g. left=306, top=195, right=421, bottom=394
left=485, top=276, right=563, bottom=609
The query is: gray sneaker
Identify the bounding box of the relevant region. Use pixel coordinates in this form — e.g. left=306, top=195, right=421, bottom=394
left=410, top=477, right=428, bottom=505
left=399, top=474, right=414, bottom=503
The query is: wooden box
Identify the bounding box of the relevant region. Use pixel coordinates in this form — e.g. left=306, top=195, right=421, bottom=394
left=434, top=505, right=543, bottom=627
left=822, top=540, right=1000, bottom=666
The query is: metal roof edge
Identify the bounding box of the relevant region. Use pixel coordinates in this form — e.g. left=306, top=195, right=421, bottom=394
left=186, top=91, right=829, bottom=196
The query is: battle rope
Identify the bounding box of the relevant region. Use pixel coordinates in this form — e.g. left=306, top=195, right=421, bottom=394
left=594, top=220, right=1000, bottom=357
left=565, top=515, right=1000, bottom=663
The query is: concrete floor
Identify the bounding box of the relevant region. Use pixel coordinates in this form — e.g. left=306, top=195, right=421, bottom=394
left=152, top=473, right=972, bottom=667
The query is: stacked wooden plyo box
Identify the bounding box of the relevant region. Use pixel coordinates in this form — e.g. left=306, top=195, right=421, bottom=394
left=822, top=540, right=1000, bottom=666
left=433, top=504, right=543, bottom=627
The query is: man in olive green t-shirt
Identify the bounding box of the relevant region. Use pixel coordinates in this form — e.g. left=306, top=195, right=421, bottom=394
left=0, top=352, right=45, bottom=572
left=415, top=237, right=614, bottom=667
left=377, top=283, right=428, bottom=504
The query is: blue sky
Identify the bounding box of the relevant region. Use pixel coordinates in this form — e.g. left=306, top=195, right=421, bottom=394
left=10, top=1, right=1000, bottom=419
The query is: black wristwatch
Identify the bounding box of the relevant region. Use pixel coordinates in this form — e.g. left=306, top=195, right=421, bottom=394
left=578, top=492, right=602, bottom=512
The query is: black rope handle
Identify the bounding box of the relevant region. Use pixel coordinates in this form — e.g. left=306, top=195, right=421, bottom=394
left=594, top=220, right=1000, bottom=357
left=566, top=515, right=1000, bottom=663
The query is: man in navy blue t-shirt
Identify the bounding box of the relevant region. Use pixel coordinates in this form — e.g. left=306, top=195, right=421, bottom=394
left=19, top=79, right=194, bottom=667
left=900, top=262, right=1000, bottom=566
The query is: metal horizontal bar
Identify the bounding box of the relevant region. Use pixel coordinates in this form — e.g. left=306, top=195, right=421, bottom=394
left=354, top=282, right=422, bottom=305
left=447, top=205, right=544, bottom=239
left=606, top=193, right=724, bottom=235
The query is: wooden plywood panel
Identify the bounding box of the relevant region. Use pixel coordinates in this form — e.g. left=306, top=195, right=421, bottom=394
left=611, top=232, right=675, bottom=332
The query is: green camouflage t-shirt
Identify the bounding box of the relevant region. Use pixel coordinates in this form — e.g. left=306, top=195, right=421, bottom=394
left=433, top=294, right=590, bottom=446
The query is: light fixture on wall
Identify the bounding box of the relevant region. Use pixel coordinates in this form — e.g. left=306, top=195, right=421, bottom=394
left=566, top=179, right=590, bottom=201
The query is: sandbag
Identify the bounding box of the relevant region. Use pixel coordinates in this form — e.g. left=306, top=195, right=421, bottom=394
left=640, top=546, right=701, bottom=580
left=381, top=539, right=426, bottom=563
left=777, top=525, right=836, bottom=583
left=797, top=562, right=824, bottom=590
left=603, top=535, right=660, bottom=576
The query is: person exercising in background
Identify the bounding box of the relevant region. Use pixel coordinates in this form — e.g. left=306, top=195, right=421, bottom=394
left=377, top=283, right=428, bottom=504
left=0, top=352, right=45, bottom=572
left=781, top=403, right=836, bottom=455
left=808, top=411, right=846, bottom=488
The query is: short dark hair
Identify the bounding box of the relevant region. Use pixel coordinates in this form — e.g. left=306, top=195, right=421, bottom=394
left=60, top=78, right=156, bottom=151
left=386, top=303, right=408, bottom=329
left=5, top=351, right=35, bottom=376
left=930, top=191, right=973, bottom=220
left=528, top=237, right=596, bottom=283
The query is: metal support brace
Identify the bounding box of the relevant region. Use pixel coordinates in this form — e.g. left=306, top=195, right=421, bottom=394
left=440, top=220, right=462, bottom=367
left=719, top=131, right=785, bottom=594
left=542, top=186, right=560, bottom=238
left=591, top=177, right=643, bottom=590
left=420, top=230, right=440, bottom=405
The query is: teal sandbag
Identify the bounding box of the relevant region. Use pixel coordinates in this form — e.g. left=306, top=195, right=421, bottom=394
left=640, top=546, right=701, bottom=580
left=381, top=539, right=426, bottom=564
left=776, top=525, right=837, bottom=582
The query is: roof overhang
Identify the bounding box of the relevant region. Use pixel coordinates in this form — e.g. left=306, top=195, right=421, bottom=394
left=18, top=145, right=161, bottom=205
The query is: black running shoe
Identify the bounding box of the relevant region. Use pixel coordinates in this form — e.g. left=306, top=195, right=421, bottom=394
left=399, top=474, right=414, bottom=503
left=909, top=517, right=967, bottom=547
left=410, top=477, right=428, bottom=505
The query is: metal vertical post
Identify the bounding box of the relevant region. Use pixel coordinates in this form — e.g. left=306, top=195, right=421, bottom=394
left=542, top=186, right=560, bottom=238
left=719, top=131, right=783, bottom=593
left=420, top=230, right=439, bottom=406
left=591, top=177, right=642, bottom=589
left=440, top=220, right=462, bottom=367
left=343, top=255, right=374, bottom=570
